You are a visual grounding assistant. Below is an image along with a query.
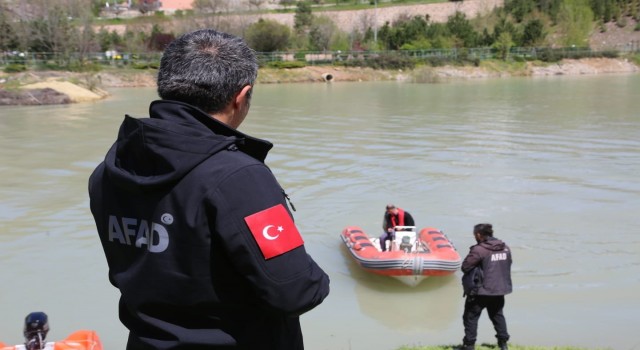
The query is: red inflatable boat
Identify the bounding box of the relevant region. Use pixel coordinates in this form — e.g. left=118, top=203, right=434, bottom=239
left=0, top=330, right=103, bottom=350
left=340, top=225, right=462, bottom=286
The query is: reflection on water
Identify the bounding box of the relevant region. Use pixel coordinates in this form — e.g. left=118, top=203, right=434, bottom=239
left=1, top=75, right=639, bottom=350
left=350, top=271, right=460, bottom=331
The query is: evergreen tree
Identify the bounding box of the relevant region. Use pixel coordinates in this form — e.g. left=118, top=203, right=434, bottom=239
left=446, top=11, right=478, bottom=47
left=522, top=18, right=546, bottom=46
left=294, top=1, right=313, bottom=32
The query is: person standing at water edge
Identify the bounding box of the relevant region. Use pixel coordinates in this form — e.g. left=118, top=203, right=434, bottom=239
left=379, top=204, right=415, bottom=251
left=460, top=223, right=512, bottom=350
left=88, top=29, right=330, bottom=350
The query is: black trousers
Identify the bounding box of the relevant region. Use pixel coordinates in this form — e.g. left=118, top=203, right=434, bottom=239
left=462, top=295, right=509, bottom=345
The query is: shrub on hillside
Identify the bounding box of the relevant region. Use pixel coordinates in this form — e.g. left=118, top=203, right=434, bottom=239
left=3, top=64, right=27, bottom=73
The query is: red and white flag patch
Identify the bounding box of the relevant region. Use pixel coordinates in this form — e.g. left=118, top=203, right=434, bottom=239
left=244, top=204, right=304, bottom=259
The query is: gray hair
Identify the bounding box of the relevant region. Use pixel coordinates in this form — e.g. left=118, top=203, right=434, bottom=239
left=157, top=29, right=258, bottom=114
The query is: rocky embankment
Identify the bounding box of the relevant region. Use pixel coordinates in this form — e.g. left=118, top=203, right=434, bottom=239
left=0, top=87, right=71, bottom=106
left=0, top=76, right=110, bottom=106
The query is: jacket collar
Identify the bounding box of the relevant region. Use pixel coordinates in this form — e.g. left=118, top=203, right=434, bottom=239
left=149, top=100, right=273, bottom=162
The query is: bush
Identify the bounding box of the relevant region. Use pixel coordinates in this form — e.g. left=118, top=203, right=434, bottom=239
left=132, top=62, right=160, bottom=69
left=293, top=52, right=306, bottom=61
left=35, top=62, right=65, bottom=71
left=245, top=19, right=291, bottom=52
left=600, top=50, right=619, bottom=58
left=67, top=62, right=103, bottom=72
left=538, top=48, right=562, bottom=62
left=336, top=53, right=417, bottom=70
left=424, top=56, right=449, bottom=67
left=265, top=61, right=306, bottom=69
left=366, top=53, right=416, bottom=70
left=3, top=64, right=27, bottom=73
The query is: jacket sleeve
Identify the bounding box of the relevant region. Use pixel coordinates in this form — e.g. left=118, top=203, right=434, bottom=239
left=209, top=163, right=330, bottom=316
left=461, top=245, right=484, bottom=273
left=404, top=212, right=415, bottom=227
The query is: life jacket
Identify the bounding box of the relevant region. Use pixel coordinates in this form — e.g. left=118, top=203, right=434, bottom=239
left=390, top=208, right=406, bottom=228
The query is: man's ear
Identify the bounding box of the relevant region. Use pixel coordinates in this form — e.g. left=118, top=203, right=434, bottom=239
left=234, top=85, right=252, bottom=109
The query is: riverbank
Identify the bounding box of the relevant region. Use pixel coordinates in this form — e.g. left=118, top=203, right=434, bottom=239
left=0, top=57, right=638, bottom=105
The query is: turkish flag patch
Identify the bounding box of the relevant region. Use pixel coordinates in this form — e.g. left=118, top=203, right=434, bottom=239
left=244, top=204, right=304, bottom=260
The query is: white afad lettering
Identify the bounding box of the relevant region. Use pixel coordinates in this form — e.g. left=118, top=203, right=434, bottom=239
left=108, top=215, right=126, bottom=244
left=491, top=252, right=507, bottom=261
left=107, top=215, right=170, bottom=253
left=149, top=223, right=169, bottom=253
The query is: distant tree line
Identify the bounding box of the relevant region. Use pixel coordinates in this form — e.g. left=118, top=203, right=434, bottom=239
left=0, top=0, right=638, bottom=71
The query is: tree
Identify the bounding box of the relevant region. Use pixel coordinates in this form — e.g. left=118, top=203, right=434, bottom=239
left=505, top=0, right=536, bottom=22
left=73, top=10, right=100, bottom=64
left=148, top=24, right=175, bottom=51
left=446, top=11, right=477, bottom=47
left=493, top=31, right=514, bottom=60
left=28, top=4, right=76, bottom=63
left=558, top=0, right=594, bottom=47
left=538, top=0, right=563, bottom=23
left=308, top=15, right=338, bottom=51
left=294, top=1, right=314, bottom=32
left=245, top=19, right=291, bottom=52
left=378, top=15, right=430, bottom=50
left=121, top=26, right=150, bottom=53
left=522, top=18, right=546, bottom=46
left=493, top=16, right=522, bottom=46
left=0, top=4, right=19, bottom=51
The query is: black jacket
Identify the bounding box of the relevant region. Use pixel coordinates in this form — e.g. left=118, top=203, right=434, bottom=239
left=88, top=100, right=330, bottom=350
left=461, top=237, right=512, bottom=296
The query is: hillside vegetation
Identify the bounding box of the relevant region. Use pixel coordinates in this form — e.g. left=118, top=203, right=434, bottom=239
left=0, top=0, right=638, bottom=74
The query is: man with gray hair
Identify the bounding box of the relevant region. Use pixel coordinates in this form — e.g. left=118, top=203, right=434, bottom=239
left=89, top=29, right=330, bottom=350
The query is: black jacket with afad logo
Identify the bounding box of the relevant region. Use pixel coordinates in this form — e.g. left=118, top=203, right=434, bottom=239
left=461, top=237, right=512, bottom=296
left=88, top=100, right=330, bottom=350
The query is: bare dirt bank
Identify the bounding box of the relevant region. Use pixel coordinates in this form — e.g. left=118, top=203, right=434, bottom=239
left=261, top=57, right=640, bottom=83
left=0, top=57, right=638, bottom=105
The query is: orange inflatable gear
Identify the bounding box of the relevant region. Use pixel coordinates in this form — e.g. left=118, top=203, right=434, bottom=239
left=55, top=330, right=103, bottom=350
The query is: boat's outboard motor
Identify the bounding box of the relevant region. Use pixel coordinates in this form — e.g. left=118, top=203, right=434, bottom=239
left=23, top=312, right=49, bottom=350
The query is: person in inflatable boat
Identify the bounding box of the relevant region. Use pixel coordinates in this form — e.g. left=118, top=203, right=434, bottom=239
left=379, top=204, right=415, bottom=251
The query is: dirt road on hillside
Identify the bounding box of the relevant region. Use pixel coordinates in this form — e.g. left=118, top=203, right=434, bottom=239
left=100, top=0, right=504, bottom=35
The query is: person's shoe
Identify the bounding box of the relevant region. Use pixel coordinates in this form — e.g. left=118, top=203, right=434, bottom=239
left=458, top=344, right=475, bottom=350
left=498, top=340, right=509, bottom=350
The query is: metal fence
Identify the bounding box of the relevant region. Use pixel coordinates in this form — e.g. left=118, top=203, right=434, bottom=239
left=1, top=45, right=638, bottom=69
left=0, top=51, right=163, bottom=68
